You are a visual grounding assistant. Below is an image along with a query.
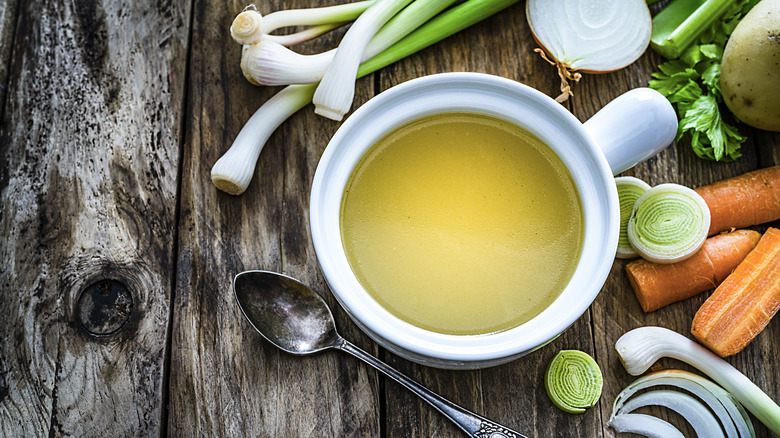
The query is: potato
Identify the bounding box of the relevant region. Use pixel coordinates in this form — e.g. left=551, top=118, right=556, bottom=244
left=720, top=0, right=780, bottom=132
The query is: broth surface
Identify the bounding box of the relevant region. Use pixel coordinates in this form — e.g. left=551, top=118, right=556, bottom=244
left=340, top=113, right=583, bottom=335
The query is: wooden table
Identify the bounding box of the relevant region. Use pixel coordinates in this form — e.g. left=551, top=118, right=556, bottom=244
left=1, top=0, right=778, bottom=436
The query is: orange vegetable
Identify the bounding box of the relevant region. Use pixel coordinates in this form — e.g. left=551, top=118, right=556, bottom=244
left=695, top=166, right=780, bottom=236
left=626, top=230, right=760, bottom=312
left=692, top=227, right=780, bottom=357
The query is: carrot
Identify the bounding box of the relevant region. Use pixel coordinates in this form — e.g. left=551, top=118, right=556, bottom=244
left=695, top=166, right=780, bottom=236
left=626, top=229, right=761, bottom=313
left=691, top=227, right=780, bottom=357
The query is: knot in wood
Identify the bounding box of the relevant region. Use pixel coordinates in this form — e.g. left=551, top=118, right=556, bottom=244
left=77, top=279, right=133, bottom=336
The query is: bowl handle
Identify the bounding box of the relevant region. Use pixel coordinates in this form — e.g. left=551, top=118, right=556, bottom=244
left=583, top=88, right=677, bottom=175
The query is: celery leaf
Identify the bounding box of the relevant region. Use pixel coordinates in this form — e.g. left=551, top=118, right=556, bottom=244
left=680, top=95, right=744, bottom=161
left=647, top=0, right=756, bottom=162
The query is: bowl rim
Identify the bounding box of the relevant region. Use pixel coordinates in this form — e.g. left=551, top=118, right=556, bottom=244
left=310, top=72, right=619, bottom=363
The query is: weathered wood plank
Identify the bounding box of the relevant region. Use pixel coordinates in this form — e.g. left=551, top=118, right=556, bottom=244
left=0, top=0, right=18, bottom=118
left=169, top=0, right=380, bottom=435
left=0, top=0, right=190, bottom=435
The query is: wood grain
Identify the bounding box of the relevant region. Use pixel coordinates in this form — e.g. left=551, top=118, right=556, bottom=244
left=0, top=0, right=189, bottom=435
left=2, top=0, right=779, bottom=436
left=168, top=0, right=380, bottom=435
left=0, top=0, right=18, bottom=119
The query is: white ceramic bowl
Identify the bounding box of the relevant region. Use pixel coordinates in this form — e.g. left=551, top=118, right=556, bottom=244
left=310, top=73, right=676, bottom=369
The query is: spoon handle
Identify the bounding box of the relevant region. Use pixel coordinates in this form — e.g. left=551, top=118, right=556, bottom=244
left=338, top=340, right=527, bottom=438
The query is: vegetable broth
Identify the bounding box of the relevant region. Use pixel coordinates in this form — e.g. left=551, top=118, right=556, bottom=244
left=340, top=113, right=583, bottom=335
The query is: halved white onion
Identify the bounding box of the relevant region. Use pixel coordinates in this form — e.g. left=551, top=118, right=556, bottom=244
left=608, top=413, right=685, bottom=438
left=526, top=0, right=652, bottom=101
left=611, top=370, right=755, bottom=438
left=615, top=389, right=725, bottom=438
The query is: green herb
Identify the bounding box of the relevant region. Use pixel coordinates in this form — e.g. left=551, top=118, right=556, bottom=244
left=648, top=0, right=758, bottom=161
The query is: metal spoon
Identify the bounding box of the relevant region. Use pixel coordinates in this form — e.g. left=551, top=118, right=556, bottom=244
left=234, top=270, right=526, bottom=438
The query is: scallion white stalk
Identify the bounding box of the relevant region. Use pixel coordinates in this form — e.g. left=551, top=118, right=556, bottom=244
left=245, top=0, right=457, bottom=85
left=230, top=2, right=375, bottom=46
left=242, top=0, right=459, bottom=86
left=261, top=22, right=349, bottom=47
left=215, top=0, right=521, bottom=194
left=615, top=326, right=780, bottom=436
left=313, top=0, right=414, bottom=121
left=211, top=84, right=316, bottom=195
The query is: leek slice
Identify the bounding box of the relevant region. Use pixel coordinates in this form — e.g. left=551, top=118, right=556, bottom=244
left=616, top=177, right=651, bottom=259
left=627, top=183, right=710, bottom=263
left=544, top=350, right=602, bottom=414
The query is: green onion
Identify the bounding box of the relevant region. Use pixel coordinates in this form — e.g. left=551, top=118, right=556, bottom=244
left=627, top=183, right=710, bottom=264
left=230, top=2, right=375, bottom=46
left=213, top=0, right=520, bottom=194
left=313, top=0, right=415, bottom=121
left=544, top=350, right=603, bottom=414
left=615, top=177, right=651, bottom=259
left=211, top=84, right=316, bottom=195
left=650, top=0, right=735, bottom=59
left=616, top=326, right=780, bottom=436
left=242, top=0, right=460, bottom=86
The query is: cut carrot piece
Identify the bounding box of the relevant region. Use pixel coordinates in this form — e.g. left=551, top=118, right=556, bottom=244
left=695, top=166, right=780, bottom=236
left=626, top=230, right=760, bottom=312
left=691, top=227, right=780, bottom=357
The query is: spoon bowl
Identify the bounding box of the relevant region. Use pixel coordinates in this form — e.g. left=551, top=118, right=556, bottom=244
left=233, top=270, right=526, bottom=438
left=234, top=270, right=341, bottom=354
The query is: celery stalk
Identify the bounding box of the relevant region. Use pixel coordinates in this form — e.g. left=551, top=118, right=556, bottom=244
left=650, top=0, right=734, bottom=59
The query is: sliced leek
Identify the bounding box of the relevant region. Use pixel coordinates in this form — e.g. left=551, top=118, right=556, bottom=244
left=544, top=350, right=602, bottom=414
left=616, top=176, right=651, bottom=259
left=627, top=183, right=710, bottom=263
